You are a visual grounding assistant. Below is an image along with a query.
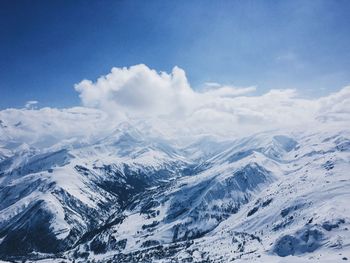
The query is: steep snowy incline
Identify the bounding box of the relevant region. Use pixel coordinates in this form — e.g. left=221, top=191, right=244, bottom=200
left=0, top=125, right=349, bottom=262
left=162, top=130, right=350, bottom=262
left=0, top=125, right=189, bottom=259
left=65, top=129, right=350, bottom=263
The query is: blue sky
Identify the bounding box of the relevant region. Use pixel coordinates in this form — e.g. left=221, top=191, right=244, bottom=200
left=1, top=0, right=350, bottom=109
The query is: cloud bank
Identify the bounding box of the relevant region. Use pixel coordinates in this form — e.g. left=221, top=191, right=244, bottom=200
left=1, top=64, right=349, bottom=149
left=74, top=64, right=349, bottom=137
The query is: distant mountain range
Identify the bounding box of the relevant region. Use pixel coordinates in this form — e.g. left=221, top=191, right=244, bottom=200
left=0, top=122, right=349, bottom=262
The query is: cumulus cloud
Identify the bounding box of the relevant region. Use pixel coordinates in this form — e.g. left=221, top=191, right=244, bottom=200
left=316, top=86, right=350, bottom=122
left=1, top=64, right=349, bottom=149
left=74, top=64, right=349, bottom=138
left=75, top=64, right=194, bottom=118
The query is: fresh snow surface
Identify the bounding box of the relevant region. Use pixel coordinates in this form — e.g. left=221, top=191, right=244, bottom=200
left=0, top=123, right=349, bottom=262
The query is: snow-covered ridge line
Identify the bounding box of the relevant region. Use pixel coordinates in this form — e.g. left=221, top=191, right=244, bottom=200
left=0, top=124, right=349, bottom=262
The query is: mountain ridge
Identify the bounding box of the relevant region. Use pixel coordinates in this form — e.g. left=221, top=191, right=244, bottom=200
left=0, top=124, right=349, bottom=262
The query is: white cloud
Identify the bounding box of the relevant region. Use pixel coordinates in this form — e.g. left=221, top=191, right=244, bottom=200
left=201, top=82, right=256, bottom=98
left=0, top=107, right=111, bottom=149
left=25, top=100, right=38, bottom=109
left=75, top=64, right=194, bottom=118
left=74, top=64, right=350, bottom=137
left=1, top=64, right=349, bottom=149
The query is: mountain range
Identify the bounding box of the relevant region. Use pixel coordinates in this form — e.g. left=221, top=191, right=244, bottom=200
left=0, top=121, right=349, bottom=262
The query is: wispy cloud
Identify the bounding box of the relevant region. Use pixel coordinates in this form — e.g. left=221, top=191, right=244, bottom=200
left=275, top=51, right=304, bottom=69
left=24, top=100, right=38, bottom=109
left=201, top=82, right=256, bottom=97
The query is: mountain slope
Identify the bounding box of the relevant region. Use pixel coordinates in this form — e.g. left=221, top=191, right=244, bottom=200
left=0, top=126, right=349, bottom=262
left=0, top=126, right=188, bottom=259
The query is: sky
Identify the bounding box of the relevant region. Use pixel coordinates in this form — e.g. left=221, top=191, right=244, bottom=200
left=1, top=0, right=350, bottom=109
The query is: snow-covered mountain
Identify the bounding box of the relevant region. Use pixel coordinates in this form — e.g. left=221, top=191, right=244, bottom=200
left=0, top=122, right=349, bottom=262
